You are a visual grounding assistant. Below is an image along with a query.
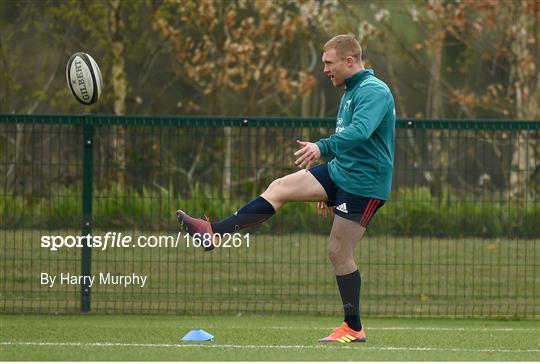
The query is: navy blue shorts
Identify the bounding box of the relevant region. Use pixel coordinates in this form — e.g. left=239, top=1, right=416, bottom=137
left=308, top=163, right=385, bottom=227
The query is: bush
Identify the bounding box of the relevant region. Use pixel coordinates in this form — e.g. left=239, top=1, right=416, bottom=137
left=1, top=186, right=538, bottom=237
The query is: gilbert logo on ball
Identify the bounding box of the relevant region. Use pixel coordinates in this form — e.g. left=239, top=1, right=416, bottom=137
left=66, top=52, right=102, bottom=105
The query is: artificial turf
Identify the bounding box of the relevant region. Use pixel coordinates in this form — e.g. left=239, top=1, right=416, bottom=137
left=1, top=314, right=538, bottom=361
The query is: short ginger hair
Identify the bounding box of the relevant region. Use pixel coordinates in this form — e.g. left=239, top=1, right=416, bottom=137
left=323, top=34, right=362, bottom=62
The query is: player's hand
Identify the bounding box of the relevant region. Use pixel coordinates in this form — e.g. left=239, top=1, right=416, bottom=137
left=294, top=140, right=321, bottom=170
left=316, top=201, right=334, bottom=220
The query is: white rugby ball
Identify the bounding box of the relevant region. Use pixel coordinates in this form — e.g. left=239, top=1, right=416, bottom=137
left=66, top=52, right=103, bottom=105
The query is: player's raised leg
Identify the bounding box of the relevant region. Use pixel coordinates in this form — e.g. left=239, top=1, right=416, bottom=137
left=176, top=169, right=327, bottom=250
left=260, top=169, right=328, bottom=210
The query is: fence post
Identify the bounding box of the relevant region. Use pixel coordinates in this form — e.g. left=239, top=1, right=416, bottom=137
left=81, top=121, right=94, bottom=312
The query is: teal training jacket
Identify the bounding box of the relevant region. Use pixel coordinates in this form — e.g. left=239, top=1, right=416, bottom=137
left=315, top=69, right=395, bottom=200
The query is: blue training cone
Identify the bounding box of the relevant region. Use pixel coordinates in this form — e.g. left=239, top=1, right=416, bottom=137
left=181, top=329, right=214, bottom=341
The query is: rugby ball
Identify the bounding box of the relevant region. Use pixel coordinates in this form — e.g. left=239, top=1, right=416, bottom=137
left=66, top=52, right=102, bottom=105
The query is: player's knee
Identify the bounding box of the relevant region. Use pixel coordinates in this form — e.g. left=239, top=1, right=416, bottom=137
left=261, top=178, right=285, bottom=208
left=269, top=177, right=283, bottom=189
left=327, top=242, right=346, bottom=266
left=264, top=177, right=285, bottom=196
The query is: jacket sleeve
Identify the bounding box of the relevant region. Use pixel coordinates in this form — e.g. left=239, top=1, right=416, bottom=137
left=315, top=139, right=336, bottom=159
left=316, top=84, right=389, bottom=157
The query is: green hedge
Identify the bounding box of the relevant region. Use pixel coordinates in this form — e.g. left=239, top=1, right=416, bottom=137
left=1, top=187, right=538, bottom=237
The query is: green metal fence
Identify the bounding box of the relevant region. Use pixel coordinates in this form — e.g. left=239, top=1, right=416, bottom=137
left=1, top=115, right=539, bottom=318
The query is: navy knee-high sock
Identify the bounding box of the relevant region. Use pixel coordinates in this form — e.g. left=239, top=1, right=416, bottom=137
left=336, top=269, right=362, bottom=331
left=211, top=196, right=275, bottom=234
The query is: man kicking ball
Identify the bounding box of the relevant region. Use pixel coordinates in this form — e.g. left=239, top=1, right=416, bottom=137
left=177, top=34, right=395, bottom=343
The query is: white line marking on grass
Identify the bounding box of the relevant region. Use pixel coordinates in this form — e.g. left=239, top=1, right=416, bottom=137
left=218, top=326, right=538, bottom=332
left=1, top=342, right=539, bottom=354
left=262, top=326, right=538, bottom=332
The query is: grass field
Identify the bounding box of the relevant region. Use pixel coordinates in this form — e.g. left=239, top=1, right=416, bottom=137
left=1, top=231, right=539, bottom=360
left=0, top=314, right=539, bottom=361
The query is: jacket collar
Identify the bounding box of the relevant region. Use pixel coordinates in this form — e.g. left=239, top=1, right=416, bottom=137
left=345, top=69, right=373, bottom=90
